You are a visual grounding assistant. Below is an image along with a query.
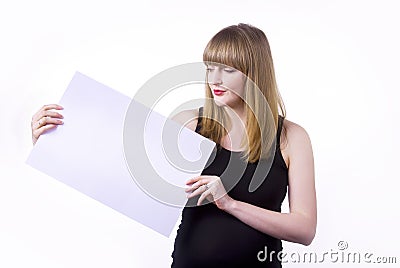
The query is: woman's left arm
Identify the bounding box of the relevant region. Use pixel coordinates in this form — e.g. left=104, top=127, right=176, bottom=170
left=186, top=122, right=317, bottom=246
left=228, top=123, right=317, bottom=245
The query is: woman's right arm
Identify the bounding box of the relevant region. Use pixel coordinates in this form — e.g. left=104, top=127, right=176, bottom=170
left=31, top=106, right=198, bottom=145
left=31, top=104, right=64, bottom=145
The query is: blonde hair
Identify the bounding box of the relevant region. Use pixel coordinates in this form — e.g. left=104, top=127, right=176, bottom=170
left=200, top=23, right=286, bottom=163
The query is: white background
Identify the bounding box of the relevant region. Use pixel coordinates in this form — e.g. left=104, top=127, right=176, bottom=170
left=1, top=0, right=399, bottom=267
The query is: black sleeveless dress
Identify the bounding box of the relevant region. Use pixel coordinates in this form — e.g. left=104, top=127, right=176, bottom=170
left=171, top=107, right=288, bottom=268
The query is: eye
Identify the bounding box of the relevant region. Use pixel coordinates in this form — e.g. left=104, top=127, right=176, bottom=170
left=224, top=68, right=236, bottom=73
left=206, top=66, right=215, bottom=72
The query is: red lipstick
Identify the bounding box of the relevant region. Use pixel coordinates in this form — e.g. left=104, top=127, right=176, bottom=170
left=213, top=89, right=226, bottom=96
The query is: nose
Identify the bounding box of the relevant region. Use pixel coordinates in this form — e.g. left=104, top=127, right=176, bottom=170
left=208, top=69, right=223, bottom=86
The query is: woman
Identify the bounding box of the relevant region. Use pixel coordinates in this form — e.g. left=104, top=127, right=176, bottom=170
left=31, top=23, right=316, bottom=267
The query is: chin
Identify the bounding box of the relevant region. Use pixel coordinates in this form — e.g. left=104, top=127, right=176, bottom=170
left=213, top=99, right=229, bottom=107
left=213, top=97, right=243, bottom=110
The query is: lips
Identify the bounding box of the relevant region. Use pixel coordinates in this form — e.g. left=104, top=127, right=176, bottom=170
left=213, top=88, right=226, bottom=96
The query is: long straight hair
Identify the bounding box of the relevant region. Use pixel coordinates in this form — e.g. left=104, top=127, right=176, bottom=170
left=201, top=23, right=286, bottom=163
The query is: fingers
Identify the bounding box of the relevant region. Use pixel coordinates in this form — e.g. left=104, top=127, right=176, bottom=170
left=42, top=104, right=64, bottom=111
left=185, top=175, right=216, bottom=188
left=185, top=176, right=224, bottom=206
left=42, top=110, right=64, bottom=119
left=185, top=176, right=200, bottom=185
left=198, top=188, right=214, bottom=206
left=185, top=179, right=206, bottom=191
left=186, top=184, right=208, bottom=198
left=185, top=176, right=211, bottom=194
left=32, top=104, right=64, bottom=123
left=32, top=124, right=58, bottom=145
left=33, top=115, right=64, bottom=130
left=32, top=123, right=58, bottom=138
left=185, top=183, right=213, bottom=205
left=31, top=104, right=64, bottom=145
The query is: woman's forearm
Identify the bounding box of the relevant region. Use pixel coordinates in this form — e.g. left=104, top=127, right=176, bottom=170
left=223, top=199, right=316, bottom=246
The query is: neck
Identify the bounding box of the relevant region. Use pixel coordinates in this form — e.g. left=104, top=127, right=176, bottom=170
left=225, top=103, right=246, bottom=129
left=221, top=103, right=248, bottom=151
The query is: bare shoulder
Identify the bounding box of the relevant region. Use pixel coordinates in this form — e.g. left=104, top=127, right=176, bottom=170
left=283, top=119, right=311, bottom=143
left=281, top=118, right=313, bottom=167
left=170, top=108, right=199, bottom=132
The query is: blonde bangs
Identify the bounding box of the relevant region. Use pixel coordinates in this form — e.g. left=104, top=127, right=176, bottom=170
left=203, top=27, right=249, bottom=74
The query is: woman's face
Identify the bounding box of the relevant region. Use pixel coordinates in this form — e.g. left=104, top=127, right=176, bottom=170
left=206, top=64, right=246, bottom=108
